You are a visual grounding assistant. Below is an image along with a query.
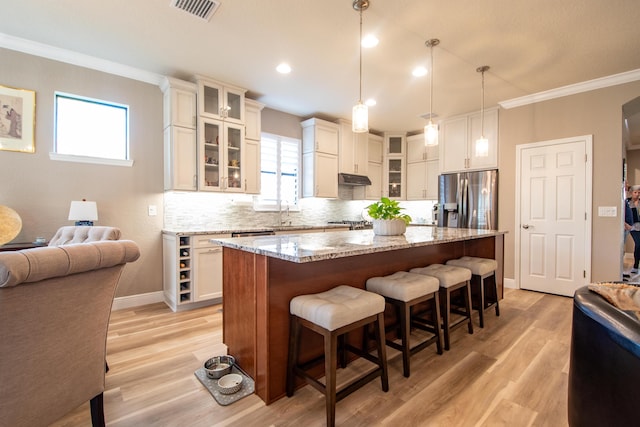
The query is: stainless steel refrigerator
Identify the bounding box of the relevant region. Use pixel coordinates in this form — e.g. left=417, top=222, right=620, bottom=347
left=437, top=169, right=498, bottom=229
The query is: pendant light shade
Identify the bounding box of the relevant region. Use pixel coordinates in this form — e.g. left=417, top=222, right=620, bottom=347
left=352, top=0, right=369, bottom=133
left=475, top=65, right=490, bottom=157
left=424, top=38, right=439, bottom=146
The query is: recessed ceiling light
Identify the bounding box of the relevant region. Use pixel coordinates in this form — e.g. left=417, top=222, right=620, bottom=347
left=362, top=34, right=379, bottom=48
left=276, top=63, right=291, bottom=74
left=365, top=98, right=376, bottom=107
left=412, top=66, right=427, bottom=77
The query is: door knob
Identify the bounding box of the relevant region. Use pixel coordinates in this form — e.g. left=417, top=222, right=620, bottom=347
left=522, top=224, right=531, bottom=229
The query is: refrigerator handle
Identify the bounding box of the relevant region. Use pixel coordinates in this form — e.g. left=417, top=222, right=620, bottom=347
left=461, top=176, right=468, bottom=225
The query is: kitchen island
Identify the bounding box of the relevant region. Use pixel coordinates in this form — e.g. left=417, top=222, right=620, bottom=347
left=213, top=227, right=506, bottom=404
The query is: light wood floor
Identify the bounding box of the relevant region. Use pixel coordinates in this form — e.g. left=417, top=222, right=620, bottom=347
left=53, top=288, right=572, bottom=427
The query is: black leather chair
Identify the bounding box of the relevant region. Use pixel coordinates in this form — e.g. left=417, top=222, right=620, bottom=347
left=568, top=286, right=640, bottom=426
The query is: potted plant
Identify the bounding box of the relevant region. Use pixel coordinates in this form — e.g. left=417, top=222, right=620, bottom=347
left=366, top=197, right=412, bottom=235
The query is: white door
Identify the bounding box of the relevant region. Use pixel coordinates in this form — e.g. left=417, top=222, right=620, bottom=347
left=517, top=136, right=592, bottom=296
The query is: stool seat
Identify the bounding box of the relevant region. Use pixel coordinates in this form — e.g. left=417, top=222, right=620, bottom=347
left=290, top=285, right=385, bottom=331
left=447, top=256, right=497, bottom=276
left=410, top=264, right=471, bottom=287
left=366, top=271, right=439, bottom=301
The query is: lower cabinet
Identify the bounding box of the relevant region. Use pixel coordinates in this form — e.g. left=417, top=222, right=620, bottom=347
left=163, top=233, right=230, bottom=311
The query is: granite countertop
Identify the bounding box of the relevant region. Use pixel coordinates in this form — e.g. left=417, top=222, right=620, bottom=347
left=211, top=227, right=507, bottom=263
left=162, top=224, right=349, bottom=235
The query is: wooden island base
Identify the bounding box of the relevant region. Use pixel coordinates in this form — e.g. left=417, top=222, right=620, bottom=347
left=222, top=233, right=503, bottom=404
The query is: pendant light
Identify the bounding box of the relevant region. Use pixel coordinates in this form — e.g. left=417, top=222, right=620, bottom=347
left=475, top=65, right=490, bottom=157
left=424, top=38, right=439, bottom=146
left=352, top=0, right=369, bottom=133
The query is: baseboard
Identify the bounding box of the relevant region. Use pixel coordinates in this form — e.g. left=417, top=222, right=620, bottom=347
left=112, top=291, right=164, bottom=311
left=504, top=277, right=517, bottom=289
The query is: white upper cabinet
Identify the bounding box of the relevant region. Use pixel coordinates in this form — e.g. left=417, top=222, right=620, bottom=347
left=301, top=118, right=339, bottom=198
left=244, top=99, right=265, bottom=194
left=439, top=107, right=499, bottom=173
left=161, top=77, right=197, bottom=191
left=366, top=133, right=384, bottom=200
left=196, top=75, right=246, bottom=125
left=336, top=119, right=368, bottom=175
left=406, top=133, right=439, bottom=200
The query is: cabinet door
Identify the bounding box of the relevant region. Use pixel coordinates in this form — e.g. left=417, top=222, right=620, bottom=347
left=440, top=116, right=468, bottom=173
left=199, top=119, right=222, bottom=191
left=165, top=88, right=196, bottom=129
left=368, top=134, right=383, bottom=163
left=406, top=161, right=427, bottom=200
left=354, top=132, right=368, bottom=175
left=386, top=157, right=405, bottom=199
left=316, top=123, right=339, bottom=155
left=223, top=86, right=245, bottom=124
left=338, top=121, right=356, bottom=174
left=366, top=161, right=383, bottom=200
left=303, top=152, right=338, bottom=198
left=407, top=134, right=426, bottom=163
left=244, top=139, right=260, bottom=194
left=224, top=122, right=244, bottom=192
left=164, top=126, right=196, bottom=191
left=198, top=79, right=245, bottom=124
left=425, top=159, right=439, bottom=199
left=193, top=246, right=223, bottom=301
left=468, top=108, right=498, bottom=170
left=245, top=100, right=264, bottom=140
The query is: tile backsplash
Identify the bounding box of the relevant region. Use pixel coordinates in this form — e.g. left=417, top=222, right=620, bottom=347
left=164, top=192, right=436, bottom=231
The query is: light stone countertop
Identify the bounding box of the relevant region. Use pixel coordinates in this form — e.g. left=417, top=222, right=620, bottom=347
left=211, top=227, right=507, bottom=263
left=162, top=224, right=349, bottom=235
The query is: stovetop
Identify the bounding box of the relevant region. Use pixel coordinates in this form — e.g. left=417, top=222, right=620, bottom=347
left=327, top=220, right=373, bottom=230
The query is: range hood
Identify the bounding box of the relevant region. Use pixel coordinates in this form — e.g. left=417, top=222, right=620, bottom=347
left=338, top=173, right=372, bottom=186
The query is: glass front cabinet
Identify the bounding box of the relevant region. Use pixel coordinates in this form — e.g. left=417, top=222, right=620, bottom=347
left=196, top=76, right=245, bottom=125
left=199, top=118, right=245, bottom=192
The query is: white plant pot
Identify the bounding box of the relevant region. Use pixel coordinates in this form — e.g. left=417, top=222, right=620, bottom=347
left=372, top=219, right=407, bottom=236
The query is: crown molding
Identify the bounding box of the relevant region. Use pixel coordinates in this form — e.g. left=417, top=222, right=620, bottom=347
left=499, top=68, right=640, bottom=109
left=0, top=32, right=165, bottom=87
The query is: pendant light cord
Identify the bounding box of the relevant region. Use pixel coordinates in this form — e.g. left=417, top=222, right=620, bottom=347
left=359, top=7, right=363, bottom=103
left=429, top=42, right=433, bottom=121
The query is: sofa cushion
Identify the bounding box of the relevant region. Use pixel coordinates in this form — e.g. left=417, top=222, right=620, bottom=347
left=588, top=282, right=640, bottom=320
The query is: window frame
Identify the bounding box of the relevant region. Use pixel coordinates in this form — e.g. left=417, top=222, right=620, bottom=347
left=253, top=132, right=301, bottom=212
left=50, top=92, right=133, bottom=167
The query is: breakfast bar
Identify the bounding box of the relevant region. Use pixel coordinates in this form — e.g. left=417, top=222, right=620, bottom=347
left=213, top=227, right=506, bottom=404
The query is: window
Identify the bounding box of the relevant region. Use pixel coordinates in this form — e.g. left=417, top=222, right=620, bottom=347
left=53, top=92, right=131, bottom=165
left=255, top=133, right=300, bottom=211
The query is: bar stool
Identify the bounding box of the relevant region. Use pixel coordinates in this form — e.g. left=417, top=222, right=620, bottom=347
left=366, top=271, right=442, bottom=377
left=410, top=264, right=473, bottom=351
left=286, top=285, right=389, bottom=427
left=446, top=256, right=499, bottom=328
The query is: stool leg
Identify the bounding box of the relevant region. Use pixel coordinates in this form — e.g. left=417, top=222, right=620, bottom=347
left=464, top=280, right=474, bottom=335
left=491, top=273, right=500, bottom=317
left=399, top=301, right=411, bottom=378
left=325, top=331, right=338, bottom=427
left=286, top=315, right=301, bottom=397
left=373, top=313, right=389, bottom=392
left=442, top=288, right=451, bottom=351
left=478, top=275, right=486, bottom=328
left=433, top=291, right=443, bottom=355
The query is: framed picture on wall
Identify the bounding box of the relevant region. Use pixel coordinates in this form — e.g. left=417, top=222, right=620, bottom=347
left=0, top=84, right=35, bottom=153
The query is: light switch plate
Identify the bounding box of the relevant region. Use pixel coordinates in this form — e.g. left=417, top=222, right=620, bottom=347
left=597, top=206, right=617, bottom=217
left=148, top=205, right=157, bottom=216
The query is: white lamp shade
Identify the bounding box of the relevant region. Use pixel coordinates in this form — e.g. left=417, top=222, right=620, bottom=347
left=68, top=200, right=98, bottom=221
left=475, top=137, right=489, bottom=157
left=352, top=102, right=368, bottom=133
left=424, top=122, right=438, bottom=146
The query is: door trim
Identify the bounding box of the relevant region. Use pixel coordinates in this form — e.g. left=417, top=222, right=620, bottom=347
left=514, top=135, right=593, bottom=290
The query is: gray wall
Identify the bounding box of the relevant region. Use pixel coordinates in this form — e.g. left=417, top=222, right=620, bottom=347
left=0, top=48, right=164, bottom=297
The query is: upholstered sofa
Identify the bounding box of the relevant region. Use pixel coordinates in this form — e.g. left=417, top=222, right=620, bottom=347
left=568, top=285, right=640, bottom=426
left=0, top=240, right=140, bottom=427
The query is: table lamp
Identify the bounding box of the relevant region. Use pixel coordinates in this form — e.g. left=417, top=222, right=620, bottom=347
left=68, top=199, right=98, bottom=226
left=0, top=205, right=22, bottom=245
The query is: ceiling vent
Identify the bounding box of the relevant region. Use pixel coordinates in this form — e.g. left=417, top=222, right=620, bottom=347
left=171, top=0, right=221, bottom=21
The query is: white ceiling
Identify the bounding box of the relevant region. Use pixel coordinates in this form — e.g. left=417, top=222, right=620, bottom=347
left=2, top=0, right=640, bottom=137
